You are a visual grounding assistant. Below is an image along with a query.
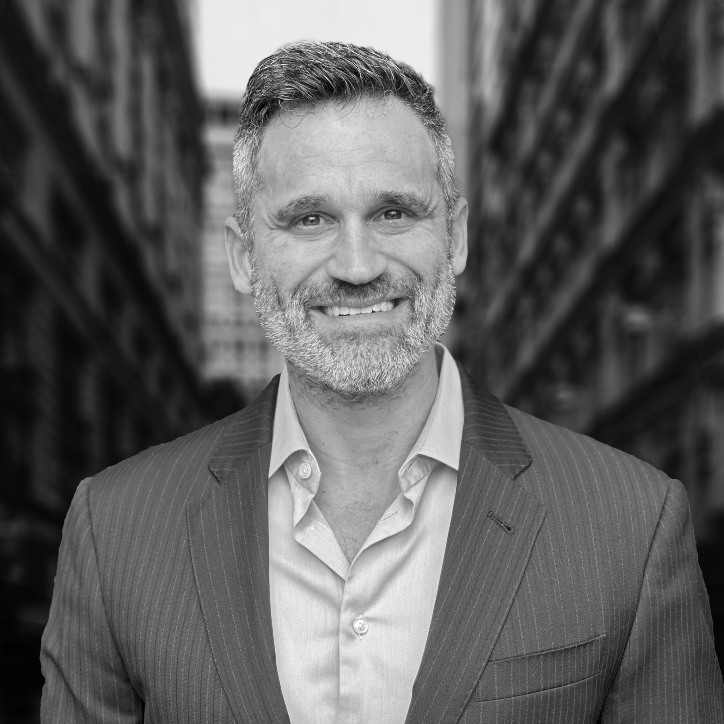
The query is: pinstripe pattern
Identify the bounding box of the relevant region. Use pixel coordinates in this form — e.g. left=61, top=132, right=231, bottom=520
left=406, top=443, right=546, bottom=724
left=40, top=368, right=724, bottom=722
left=40, top=382, right=280, bottom=723
left=454, top=398, right=724, bottom=723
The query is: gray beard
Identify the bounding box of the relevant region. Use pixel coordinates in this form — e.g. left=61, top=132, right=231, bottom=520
left=249, top=257, right=457, bottom=402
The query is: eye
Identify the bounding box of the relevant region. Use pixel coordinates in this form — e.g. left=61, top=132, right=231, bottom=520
left=382, top=209, right=405, bottom=221
left=299, top=214, right=322, bottom=226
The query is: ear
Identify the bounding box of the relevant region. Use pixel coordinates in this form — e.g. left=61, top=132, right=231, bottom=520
left=224, top=216, right=253, bottom=294
left=449, top=198, right=468, bottom=276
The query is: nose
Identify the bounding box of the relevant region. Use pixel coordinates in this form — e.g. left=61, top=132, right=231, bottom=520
left=325, top=220, right=388, bottom=285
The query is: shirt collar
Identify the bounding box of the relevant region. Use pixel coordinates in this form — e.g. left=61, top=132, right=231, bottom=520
left=396, top=343, right=463, bottom=490
left=269, top=363, right=311, bottom=482
left=268, top=343, right=464, bottom=492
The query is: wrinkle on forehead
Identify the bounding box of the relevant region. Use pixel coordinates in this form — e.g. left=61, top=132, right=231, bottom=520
left=256, top=96, right=439, bottom=197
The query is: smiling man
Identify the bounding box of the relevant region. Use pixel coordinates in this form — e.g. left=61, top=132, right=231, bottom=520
left=41, top=42, right=723, bottom=723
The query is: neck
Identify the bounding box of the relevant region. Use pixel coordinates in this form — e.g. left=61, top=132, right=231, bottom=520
left=287, top=347, right=441, bottom=493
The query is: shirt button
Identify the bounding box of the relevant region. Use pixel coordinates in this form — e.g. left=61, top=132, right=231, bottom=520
left=353, top=615, right=369, bottom=636
left=299, top=462, right=311, bottom=479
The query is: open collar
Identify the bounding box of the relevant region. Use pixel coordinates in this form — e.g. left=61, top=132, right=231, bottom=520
left=267, top=343, right=466, bottom=497
left=207, top=358, right=532, bottom=488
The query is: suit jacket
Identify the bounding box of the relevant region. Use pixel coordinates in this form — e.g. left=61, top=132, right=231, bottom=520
left=40, top=367, right=724, bottom=723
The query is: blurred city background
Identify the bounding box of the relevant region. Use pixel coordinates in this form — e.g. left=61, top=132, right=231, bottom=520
left=1, top=0, right=723, bottom=719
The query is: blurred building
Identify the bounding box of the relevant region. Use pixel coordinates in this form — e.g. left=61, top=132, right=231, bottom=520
left=437, top=0, right=471, bottom=201
left=436, top=0, right=474, bottom=358
left=0, top=0, right=208, bottom=718
left=201, top=98, right=284, bottom=403
left=457, top=0, right=724, bottom=662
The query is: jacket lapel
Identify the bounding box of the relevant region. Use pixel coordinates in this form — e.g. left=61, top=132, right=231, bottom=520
left=405, top=367, right=546, bottom=724
left=187, top=376, right=290, bottom=724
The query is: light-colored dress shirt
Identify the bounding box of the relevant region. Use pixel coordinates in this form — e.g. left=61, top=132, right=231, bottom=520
left=268, top=343, right=464, bottom=724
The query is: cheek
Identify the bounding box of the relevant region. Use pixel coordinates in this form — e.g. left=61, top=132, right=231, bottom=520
left=252, top=246, right=320, bottom=298
left=390, top=235, right=450, bottom=278
left=257, top=234, right=330, bottom=285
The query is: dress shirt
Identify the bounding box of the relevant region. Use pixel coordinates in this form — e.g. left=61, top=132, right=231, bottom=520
left=267, top=343, right=464, bottom=724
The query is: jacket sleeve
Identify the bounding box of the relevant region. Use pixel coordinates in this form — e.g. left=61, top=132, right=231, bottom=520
left=600, top=478, right=724, bottom=722
left=40, top=477, right=143, bottom=723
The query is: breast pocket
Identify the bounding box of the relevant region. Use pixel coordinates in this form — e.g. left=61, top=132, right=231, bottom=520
left=474, top=633, right=606, bottom=702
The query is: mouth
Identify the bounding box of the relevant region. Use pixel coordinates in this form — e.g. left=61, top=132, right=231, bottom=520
left=315, top=298, right=402, bottom=317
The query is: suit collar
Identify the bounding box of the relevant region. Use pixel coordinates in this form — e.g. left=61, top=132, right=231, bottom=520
left=208, top=375, right=280, bottom=483
left=192, top=376, right=288, bottom=724
left=458, top=363, right=532, bottom=479
left=208, top=361, right=533, bottom=485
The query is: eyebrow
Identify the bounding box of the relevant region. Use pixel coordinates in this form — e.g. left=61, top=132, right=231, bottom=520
left=272, top=195, right=329, bottom=223
left=270, top=190, right=435, bottom=224
left=370, top=191, right=434, bottom=217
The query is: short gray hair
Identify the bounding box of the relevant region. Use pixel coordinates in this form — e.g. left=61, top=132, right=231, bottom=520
left=232, top=41, right=459, bottom=247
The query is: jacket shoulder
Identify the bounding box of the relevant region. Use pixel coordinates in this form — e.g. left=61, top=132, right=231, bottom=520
left=84, top=411, right=239, bottom=516
left=506, top=404, right=673, bottom=506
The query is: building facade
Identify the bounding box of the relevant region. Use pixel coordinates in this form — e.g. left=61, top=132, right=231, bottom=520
left=437, top=0, right=472, bottom=201
left=0, top=0, right=208, bottom=717
left=201, top=99, right=284, bottom=403
left=435, top=0, right=476, bottom=358
left=460, top=0, right=724, bottom=662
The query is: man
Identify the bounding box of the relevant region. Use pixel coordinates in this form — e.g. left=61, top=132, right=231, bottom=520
left=41, top=42, right=723, bottom=723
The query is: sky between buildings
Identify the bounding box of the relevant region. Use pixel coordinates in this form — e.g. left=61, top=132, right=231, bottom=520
left=193, top=0, right=439, bottom=99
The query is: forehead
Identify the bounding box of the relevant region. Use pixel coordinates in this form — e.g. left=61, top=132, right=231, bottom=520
left=256, top=97, right=439, bottom=201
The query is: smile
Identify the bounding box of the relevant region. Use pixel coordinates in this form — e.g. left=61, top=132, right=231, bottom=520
left=319, top=299, right=399, bottom=317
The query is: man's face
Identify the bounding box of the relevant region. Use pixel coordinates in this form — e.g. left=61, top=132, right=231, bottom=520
left=228, top=96, right=467, bottom=399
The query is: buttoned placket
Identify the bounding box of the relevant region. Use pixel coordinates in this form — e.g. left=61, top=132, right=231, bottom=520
left=269, top=346, right=463, bottom=724
left=306, top=455, right=435, bottom=724
left=281, top=437, right=443, bottom=724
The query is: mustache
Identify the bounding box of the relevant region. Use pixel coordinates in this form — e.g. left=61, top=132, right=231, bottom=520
left=292, top=272, right=423, bottom=308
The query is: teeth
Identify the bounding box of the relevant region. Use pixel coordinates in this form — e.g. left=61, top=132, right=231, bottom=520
left=321, top=300, right=395, bottom=316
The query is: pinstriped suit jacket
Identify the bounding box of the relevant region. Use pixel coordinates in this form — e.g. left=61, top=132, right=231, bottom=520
left=40, top=367, right=724, bottom=723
